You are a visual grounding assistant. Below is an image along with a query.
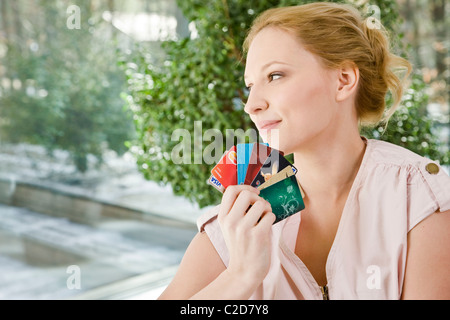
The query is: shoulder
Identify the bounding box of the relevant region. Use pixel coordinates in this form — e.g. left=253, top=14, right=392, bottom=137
left=197, top=205, right=230, bottom=266
left=367, top=138, right=435, bottom=168
left=197, top=204, right=221, bottom=232
left=365, top=138, right=450, bottom=191
left=363, top=139, right=450, bottom=229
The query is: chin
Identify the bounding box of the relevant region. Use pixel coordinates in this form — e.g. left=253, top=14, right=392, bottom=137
left=276, top=135, right=307, bottom=155
left=265, top=136, right=291, bottom=155
left=277, top=143, right=291, bottom=156
left=260, top=128, right=282, bottom=150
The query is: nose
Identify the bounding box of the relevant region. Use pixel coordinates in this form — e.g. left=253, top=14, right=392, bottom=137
left=244, top=86, right=268, bottom=116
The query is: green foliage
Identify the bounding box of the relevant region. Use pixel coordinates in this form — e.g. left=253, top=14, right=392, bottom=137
left=0, top=0, right=134, bottom=172
left=361, top=74, right=450, bottom=164
left=122, top=0, right=449, bottom=208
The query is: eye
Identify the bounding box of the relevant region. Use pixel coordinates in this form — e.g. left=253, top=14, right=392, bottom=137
left=269, top=73, right=283, bottom=82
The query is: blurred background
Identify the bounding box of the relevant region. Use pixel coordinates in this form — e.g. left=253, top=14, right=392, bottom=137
left=0, top=0, right=448, bottom=299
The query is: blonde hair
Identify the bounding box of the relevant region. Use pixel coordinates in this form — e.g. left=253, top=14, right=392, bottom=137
left=243, top=2, right=412, bottom=127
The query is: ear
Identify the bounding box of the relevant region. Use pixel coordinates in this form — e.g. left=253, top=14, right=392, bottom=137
left=335, top=62, right=359, bottom=102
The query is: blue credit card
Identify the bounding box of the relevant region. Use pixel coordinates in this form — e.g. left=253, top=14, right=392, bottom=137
left=237, top=143, right=254, bottom=185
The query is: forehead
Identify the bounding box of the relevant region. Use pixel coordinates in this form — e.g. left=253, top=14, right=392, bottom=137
left=244, top=27, right=308, bottom=75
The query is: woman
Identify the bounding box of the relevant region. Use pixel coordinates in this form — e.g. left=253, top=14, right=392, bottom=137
left=159, top=2, right=450, bottom=299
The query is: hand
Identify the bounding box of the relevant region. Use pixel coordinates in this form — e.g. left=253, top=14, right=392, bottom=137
left=217, top=185, right=276, bottom=288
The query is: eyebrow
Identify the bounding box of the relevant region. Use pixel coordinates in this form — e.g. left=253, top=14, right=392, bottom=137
left=244, top=60, right=292, bottom=79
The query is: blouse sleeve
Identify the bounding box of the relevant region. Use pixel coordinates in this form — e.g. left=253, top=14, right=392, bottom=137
left=196, top=205, right=230, bottom=266
left=407, top=159, right=450, bottom=232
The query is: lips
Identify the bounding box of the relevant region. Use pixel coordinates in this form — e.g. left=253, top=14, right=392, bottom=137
left=257, top=120, right=282, bottom=130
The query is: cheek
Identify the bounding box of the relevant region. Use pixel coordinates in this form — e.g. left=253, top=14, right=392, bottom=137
left=276, top=78, right=336, bottom=150
left=283, top=78, right=334, bottom=123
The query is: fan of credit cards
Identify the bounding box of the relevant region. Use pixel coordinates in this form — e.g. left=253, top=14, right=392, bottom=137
left=208, top=143, right=305, bottom=223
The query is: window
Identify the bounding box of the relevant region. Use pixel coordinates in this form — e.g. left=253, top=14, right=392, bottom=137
left=0, top=0, right=200, bottom=300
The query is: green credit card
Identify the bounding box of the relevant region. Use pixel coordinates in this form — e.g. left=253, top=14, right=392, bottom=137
left=259, top=175, right=305, bottom=223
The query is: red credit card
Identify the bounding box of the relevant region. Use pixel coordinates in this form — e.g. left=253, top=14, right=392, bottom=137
left=211, top=146, right=237, bottom=189
left=244, top=143, right=272, bottom=185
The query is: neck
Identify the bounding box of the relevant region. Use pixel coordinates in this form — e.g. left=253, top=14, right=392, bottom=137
left=292, top=132, right=366, bottom=203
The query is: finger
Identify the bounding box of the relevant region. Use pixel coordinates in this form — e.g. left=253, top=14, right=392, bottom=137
left=243, top=199, right=272, bottom=227
left=255, top=211, right=276, bottom=229
left=219, top=185, right=259, bottom=220
left=228, top=189, right=262, bottom=220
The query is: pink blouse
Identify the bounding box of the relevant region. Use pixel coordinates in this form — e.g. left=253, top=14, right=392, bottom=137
left=197, top=138, right=450, bottom=299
